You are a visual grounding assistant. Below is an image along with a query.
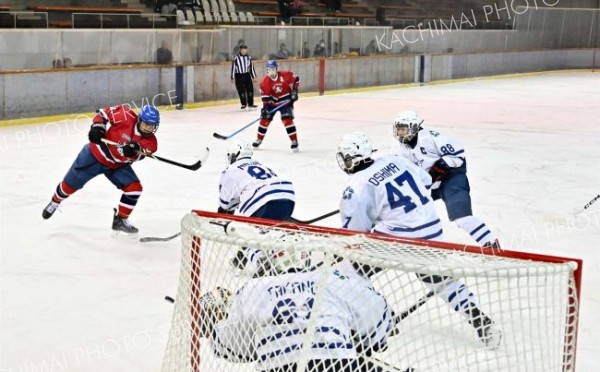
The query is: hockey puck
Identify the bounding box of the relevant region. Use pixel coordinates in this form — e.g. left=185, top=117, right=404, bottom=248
left=164, top=295, right=175, bottom=303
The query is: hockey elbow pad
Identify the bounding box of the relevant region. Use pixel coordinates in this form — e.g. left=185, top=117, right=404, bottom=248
left=429, top=158, right=450, bottom=182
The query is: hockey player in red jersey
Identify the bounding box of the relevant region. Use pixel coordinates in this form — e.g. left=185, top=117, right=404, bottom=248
left=253, top=60, right=300, bottom=152
left=41, top=105, right=160, bottom=234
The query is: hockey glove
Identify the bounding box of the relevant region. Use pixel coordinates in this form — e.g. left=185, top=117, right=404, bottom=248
left=199, top=287, right=232, bottom=338
left=260, top=107, right=272, bottom=120
left=429, top=158, right=450, bottom=182
left=88, top=124, right=106, bottom=144
left=122, top=141, right=141, bottom=158
left=217, top=207, right=235, bottom=215
left=290, top=89, right=299, bottom=102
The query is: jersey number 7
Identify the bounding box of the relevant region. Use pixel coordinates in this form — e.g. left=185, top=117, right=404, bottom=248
left=385, top=171, right=430, bottom=213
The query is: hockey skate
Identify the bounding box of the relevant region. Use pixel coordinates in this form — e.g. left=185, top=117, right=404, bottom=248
left=42, top=201, right=60, bottom=220
left=112, top=208, right=139, bottom=235
left=240, top=105, right=246, bottom=110
left=249, top=105, right=258, bottom=110
left=467, top=306, right=502, bottom=348
left=290, top=140, right=299, bottom=153
left=483, top=239, right=501, bottom=250
left=252, top=139, right=262, bottom=148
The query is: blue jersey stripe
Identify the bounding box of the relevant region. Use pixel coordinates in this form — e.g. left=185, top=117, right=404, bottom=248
left=469, top=223, right=485, bottom=236
left=240, top=189, right=295, bottom=214
left=390, top=219, right=441, bottom=232
left=475, top=230, right=491, bottom=243
left=416, top=229, right=443, bottom=240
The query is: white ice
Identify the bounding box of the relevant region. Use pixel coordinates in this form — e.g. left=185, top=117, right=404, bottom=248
left=1, top=71, right=599, bottom=371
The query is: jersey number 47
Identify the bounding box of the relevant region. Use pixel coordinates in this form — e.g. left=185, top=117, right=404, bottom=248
left=385, top=171, right=430, bottom=213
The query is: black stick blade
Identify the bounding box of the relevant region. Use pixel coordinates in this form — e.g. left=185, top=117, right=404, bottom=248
left=213, top=132, right=228, bottom=140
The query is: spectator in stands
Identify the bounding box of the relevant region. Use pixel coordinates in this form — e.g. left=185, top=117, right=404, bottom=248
left=301, top=42, right=311, bottom=58
left=156, top=41, right=174, bottom=64
left=276, top=43, right=291, bottom=59
left=277, top=0, right=293, bottom=23
left=326, top=0, right=341, bottom=12
left=313, top=39, right=326, bottom=57
left=178, top=0, right=199, bottom=23
left=156, top=0, right=178, bottom=14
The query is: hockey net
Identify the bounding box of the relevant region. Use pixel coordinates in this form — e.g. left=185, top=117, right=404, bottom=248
left=162, top=211, right=581, bottom=372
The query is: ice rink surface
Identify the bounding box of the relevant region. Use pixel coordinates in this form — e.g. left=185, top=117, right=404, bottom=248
left=1, top=71, right=599, bottom=371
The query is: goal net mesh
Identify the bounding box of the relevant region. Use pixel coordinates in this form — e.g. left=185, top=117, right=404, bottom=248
left=161, top=211, right=579, bottom=372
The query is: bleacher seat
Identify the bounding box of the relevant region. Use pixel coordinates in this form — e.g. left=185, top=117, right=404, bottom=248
left=229, top=11, right=238, bottom=24
left=246, top=11, right=254, bottom=23
left=238, top=11, right=247, bottom=23
left=195, top=11, right=204, bottom=24
left=226, top=0, right=236, bottom=12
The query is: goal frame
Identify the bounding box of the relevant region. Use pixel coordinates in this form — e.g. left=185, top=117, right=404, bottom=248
left=186, top=209, right=582, bottom=372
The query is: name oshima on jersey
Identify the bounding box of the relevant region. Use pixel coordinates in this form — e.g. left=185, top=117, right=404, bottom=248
left=368, top=163, right=401, bottom=186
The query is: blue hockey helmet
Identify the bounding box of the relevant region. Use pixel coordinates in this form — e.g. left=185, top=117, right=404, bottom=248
left=265, top=60, right=279, bottom=79
left=265, top=60, right=279, bottom=69
left=138, top=105, right=160, bottom=136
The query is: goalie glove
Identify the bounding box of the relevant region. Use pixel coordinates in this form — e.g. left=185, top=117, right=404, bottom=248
left=428, top=158, right=451, bottom=182
left=199, top=287, right=232, bottom=338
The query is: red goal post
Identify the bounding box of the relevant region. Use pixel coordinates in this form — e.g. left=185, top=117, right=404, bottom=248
left=161, top=210, right=582, bottom=372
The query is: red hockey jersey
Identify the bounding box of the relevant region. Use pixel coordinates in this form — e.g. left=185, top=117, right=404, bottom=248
left=259, top=71, right=299, bottom=107
left=89, top=105, right=158, bottom=169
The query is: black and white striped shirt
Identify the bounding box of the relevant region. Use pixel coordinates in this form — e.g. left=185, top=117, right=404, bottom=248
left=231, top=54, right=257, bottom=79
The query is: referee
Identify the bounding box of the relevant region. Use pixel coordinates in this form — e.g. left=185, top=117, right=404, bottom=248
left=231, top=44, right=257, bottom=110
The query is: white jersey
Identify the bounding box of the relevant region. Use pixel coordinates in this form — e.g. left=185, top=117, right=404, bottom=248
left=339, top=154, right=443, bottom=240
left=211, top=269, right=391, bottom=370
left=399, top=128, right=465, bottom=172
left=219, top=158, right=295, bottom=216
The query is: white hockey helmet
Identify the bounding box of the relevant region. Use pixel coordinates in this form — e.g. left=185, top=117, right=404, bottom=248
left=248, top=232, right=313, bottom=277
left=336, top=131, right=374, bottom=174
left=226, top=140, right=253, bottom=165
left=394, top=110, right=423, bottom=144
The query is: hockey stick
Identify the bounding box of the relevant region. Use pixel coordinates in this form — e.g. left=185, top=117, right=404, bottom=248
left=396, top=289, right=435, bottom=321
left=289, top=209, right=340, bottom=224
left=139, top=210, right=339, bottom=243
left=388, top=289, right=435, bottom=337
left=574, top=194, right=600, bottom=216
left=212, top=100, right=291, bottom=140
left=139, top=232, right=181, bottom=243
left=101, top=139, right=209, bottom=171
